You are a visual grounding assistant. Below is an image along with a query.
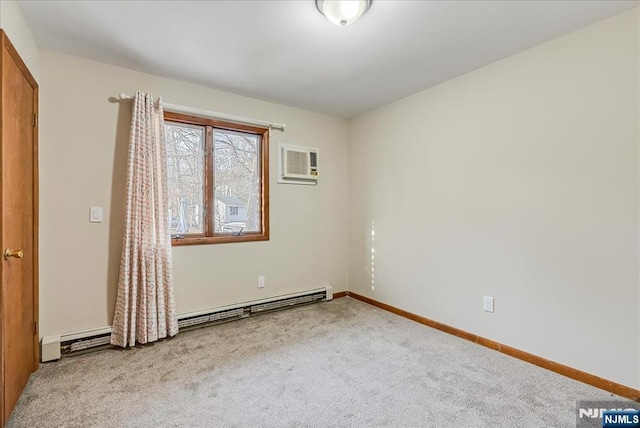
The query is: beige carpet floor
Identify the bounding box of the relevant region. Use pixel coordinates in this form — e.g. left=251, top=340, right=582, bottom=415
left=8, top=297, right=628, bottom=427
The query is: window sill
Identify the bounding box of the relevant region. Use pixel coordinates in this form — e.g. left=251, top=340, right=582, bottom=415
left=171, top=234, right=269, bottom=246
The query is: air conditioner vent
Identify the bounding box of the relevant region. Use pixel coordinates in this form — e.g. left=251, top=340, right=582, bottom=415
left=286, top=150, right=310, bottom=176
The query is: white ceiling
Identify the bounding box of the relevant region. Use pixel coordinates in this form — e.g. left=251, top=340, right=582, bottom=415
left=18, top=1, right=637, bottom=118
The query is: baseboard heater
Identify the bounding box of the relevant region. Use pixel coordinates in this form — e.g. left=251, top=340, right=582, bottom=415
left=41, top=285, right=333, bottom=362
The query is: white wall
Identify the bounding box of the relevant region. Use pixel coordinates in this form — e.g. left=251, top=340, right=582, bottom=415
left=0, top=0, right=39, bottom=81
left=349, top=8, right=639, bottom=389
left=39, top=52, right=349, bottom=338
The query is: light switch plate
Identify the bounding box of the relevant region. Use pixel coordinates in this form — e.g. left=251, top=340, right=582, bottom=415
left=90, top=206, right=103, bottom=223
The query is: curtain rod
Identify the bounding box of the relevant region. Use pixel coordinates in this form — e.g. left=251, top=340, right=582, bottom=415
left=118, top=93, right=286, bottom=132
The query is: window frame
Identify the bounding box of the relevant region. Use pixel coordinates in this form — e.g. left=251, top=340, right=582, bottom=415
left=164, top=111, right=269, bottom=246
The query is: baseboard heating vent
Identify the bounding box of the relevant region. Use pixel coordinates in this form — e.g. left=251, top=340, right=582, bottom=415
left=178, top=307, right=246, bottom=330
left=43, top=285, right=333, bottom=361
left=62, top=332, right=112, bottom=356
left=250, top=291, right=325, bottom=313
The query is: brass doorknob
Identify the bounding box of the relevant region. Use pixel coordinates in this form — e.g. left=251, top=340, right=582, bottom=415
left=4, top=249, right=23, bottom=260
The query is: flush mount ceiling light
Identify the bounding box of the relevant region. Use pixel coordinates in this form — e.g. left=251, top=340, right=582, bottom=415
left=316, top=0, right=372, bottom=26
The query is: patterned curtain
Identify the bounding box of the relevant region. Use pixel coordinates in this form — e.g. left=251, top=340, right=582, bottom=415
left=111, top=91, right=179, bottom=348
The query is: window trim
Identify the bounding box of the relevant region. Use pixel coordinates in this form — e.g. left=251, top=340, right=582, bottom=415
left=165, top=111, right=269, bottom=246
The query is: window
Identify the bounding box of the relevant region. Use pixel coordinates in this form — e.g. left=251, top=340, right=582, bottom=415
left=164, top=111, right=269, bottom=245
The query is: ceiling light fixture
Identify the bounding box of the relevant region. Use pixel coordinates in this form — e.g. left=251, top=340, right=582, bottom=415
left=316, top=0, right=372, bottom=26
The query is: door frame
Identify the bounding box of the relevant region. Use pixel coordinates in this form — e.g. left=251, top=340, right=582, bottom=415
left=0, top=29, right=39, bottom=425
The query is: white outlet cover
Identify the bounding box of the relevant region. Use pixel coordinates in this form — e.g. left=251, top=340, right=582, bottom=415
left=483, top=296, right=494, bottom=313
left=89, top=206, right=103, bottom=223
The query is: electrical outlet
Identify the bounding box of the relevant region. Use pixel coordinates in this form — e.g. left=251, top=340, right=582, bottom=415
left=483, top=296, right=494, bottom=313
left=257, top=276, right=265, bottom=289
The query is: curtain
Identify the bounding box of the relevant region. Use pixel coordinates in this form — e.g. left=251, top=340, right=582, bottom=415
left=111, top=91, right=179, bottom=348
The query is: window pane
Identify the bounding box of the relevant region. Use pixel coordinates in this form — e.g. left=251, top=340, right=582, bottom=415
left=214, top=129, right=261, bottom=233
left=165, top=122, right=205, bottom=235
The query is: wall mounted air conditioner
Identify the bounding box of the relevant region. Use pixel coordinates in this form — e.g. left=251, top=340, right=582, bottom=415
left=278, top=144, right=319, bottom=185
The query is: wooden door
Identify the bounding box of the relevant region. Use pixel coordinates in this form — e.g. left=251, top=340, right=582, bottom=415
left=0, top=30, right=39, bottom=426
